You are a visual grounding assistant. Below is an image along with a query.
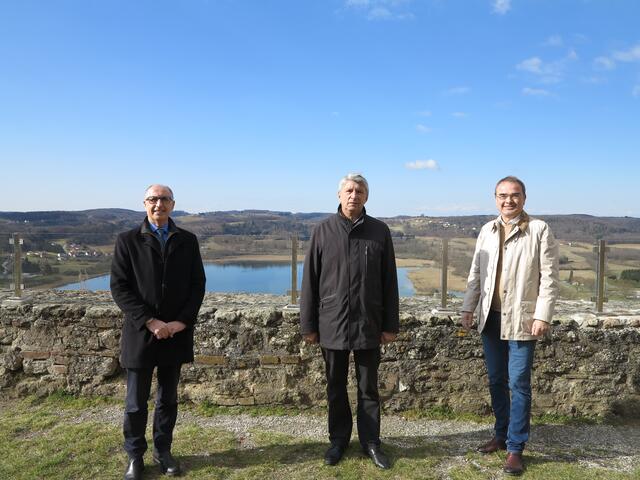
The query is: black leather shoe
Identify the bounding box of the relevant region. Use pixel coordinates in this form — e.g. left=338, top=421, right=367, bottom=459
left=363, top=444, right=391, bottom=469
left=124, top=457, right=144, bottom=480
left=324, top=444, right=345, bottom=466
left=153, top=450, right=181, bottom=476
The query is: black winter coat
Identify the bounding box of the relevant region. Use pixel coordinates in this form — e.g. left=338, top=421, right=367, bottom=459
left=300, top=208, right=399, bottom=350
left=110, top=218, right=206, bottom=368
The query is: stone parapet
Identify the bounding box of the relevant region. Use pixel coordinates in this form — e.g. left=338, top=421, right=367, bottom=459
left=1, top=291, right=640, bottom=418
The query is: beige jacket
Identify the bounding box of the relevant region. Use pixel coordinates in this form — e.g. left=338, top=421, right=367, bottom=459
left=461, top=213, right=559, bottom=340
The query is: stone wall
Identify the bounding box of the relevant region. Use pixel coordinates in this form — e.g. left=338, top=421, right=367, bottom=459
left=2, top=291, right=640, bottom=418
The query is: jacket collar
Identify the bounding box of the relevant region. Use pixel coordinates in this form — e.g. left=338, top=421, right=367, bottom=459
left=140, top=217, right=181, bottom=255
left=336, top=205, right=366, bottom=231
left=140, top=217, right=179, bottom=236
left=492, top=211, right=530, bottom=233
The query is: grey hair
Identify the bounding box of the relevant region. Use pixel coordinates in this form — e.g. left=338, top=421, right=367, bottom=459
left=337, top=173, right=369, bottom=196
left=144, top=184, right=174, bottom=200
left=495, top=176, right=526, bottom=198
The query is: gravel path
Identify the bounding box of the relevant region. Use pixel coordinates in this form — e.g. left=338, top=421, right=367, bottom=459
left=68, top=405, right=640, bottom=472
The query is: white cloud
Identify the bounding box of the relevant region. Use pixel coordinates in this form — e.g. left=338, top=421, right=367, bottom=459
left=415, top=124, right=432, bottom=133
left=492, top=0, right=511, bottom=15
left=368, top=6, right=392, bottom=19
left=543, top=35, right=563, bottom=47
left=613, top=44, right=640, bottom=63
left=594, top=56, right=616, bottom=71
left=516, top=52, right=576, bottom=84
left=633, top=85, right=640, bottom=98
left=344, top=0, right=414, bottom=21
left=591, top=44, right=640, bottom=75
left=417, top=110, right=432, bottom=117
left=405, top=159, right=439, bottom=170
left=445, top=86, right=470, bottom=95
left=522, top=87, right=550, bottom=96
left=517, top=57, right=543, bottom=74
left=451, top=112, right=468, bottom=118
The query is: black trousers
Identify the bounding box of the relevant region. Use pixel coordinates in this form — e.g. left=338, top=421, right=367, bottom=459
left=123, top=364, right=181, bottom=458
left=321, top=347, right=381, bottom=449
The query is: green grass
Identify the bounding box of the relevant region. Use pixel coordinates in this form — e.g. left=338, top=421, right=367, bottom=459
left=1, top=394, right=639, bottom=479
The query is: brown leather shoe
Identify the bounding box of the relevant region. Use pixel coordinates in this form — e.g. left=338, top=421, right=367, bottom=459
left=476, top=437, right=507, bottom=454
left=503, top=452, right=524, bottom=475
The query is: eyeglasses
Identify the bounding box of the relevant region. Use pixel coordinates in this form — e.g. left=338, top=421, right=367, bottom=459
left=145, top=196, right=174, bottom=204
left=495, top=193, right=522, bottom=201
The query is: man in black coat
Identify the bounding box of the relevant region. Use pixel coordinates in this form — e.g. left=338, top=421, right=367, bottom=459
left=300, top=173, right=399, bottom=469
left=111, top=184, right=205, bottom=480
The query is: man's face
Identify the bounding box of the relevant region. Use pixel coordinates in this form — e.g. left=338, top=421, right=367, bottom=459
left=495, top=181, right=525, bottom=221
left=144, top=185, right=175, bottom=227
left=338, top=180, right=368, bottom=219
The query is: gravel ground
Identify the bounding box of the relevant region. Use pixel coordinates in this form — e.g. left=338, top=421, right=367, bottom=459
left=67, top=405, right=640, bottom=472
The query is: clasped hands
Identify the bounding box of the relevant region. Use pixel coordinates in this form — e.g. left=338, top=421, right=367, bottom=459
left=146, top=318, right=186, bottom=340
left=302, top=331, right=397, bottom=344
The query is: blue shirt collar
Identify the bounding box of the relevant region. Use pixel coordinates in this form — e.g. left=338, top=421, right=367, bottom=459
left=148, top=222, right=169, bottom=241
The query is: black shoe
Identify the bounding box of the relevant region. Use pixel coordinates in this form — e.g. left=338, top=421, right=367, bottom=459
left=153, top=450, right=181, bottom=476
left=124, top=457, right=144, bottom=480
left=363, top=444, right=391, bottom=469
left=324, top=444, right=345, bottom=466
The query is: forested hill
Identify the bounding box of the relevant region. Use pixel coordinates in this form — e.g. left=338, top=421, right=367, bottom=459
left=1, top=209, right=640, bottom=244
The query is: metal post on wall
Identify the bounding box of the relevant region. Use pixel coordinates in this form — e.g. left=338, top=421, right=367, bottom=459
left=591, top=239, right=608, bottom=313
left=440, top=238, right=449, bottom=309
left=284, top=234, right=300, bottom=310
left=3, top=233, right=33, bottom=306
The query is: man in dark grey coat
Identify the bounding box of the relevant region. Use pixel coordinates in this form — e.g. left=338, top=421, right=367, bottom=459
left=300, top=173, right=399, bottom=469
left=111, top=184, right=205, bottom=480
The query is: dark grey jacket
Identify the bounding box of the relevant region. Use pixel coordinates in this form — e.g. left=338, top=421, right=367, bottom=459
left=110, top=218, right=206, bottom=368
left=300, top=208, right=399, bottom=350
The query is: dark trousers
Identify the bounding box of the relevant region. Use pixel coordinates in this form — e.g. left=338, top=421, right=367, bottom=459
left=321, top=347, right=381, bottom=449
left=123, top=364, right=181, bottom=458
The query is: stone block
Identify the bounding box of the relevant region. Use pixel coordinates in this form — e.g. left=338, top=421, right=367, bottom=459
left=94, top=317, right=120, bottom=329
left=22, top=350, right=51, bottom=360
left=50, top=364, right=68, bottom=375
left=196, top=355, right=228, bottom=366
left=260, top=355, right=280, bottom=366
left=603, top=318, right=624, bottom=329
left=279, top=355, right=301, bottom=364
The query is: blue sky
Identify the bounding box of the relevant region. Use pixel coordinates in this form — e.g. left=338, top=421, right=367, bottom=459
left=1, top=0, right=639, bottom=217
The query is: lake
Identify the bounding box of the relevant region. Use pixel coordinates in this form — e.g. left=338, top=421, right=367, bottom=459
left=57, top=262, right=417, bottom=297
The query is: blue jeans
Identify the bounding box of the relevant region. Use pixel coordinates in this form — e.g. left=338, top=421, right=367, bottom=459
left=482, top=310, right=536, bottom=453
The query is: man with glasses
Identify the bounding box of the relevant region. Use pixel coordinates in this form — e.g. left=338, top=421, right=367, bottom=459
left=111, top=184, right=205, bottom=479
left=461, top=176, right=559, bottom=475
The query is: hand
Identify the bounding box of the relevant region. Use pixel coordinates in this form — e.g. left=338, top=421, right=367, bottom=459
left=166, top=321, right=187, bottom=336
left=381, top=332, right=397, bottom=344
left=531, top=319, right=550, bottom=337
left=146, top=318, right=171, bottom=339
left=303, top=332, right=319, bottom=344
left=461, top=311, right=474, bottom=330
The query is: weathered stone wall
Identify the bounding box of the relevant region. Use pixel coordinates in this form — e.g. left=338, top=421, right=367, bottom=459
left=2, top=291, right=640, bottom=418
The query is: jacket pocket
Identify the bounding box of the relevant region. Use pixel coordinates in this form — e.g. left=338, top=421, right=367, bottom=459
left=320, top=293, right=338, bottom=310
left=520, top=300, right=536, bottom=334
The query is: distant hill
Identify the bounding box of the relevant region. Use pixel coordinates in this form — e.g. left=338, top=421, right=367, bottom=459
left=1, top=209, right=640, bottom=245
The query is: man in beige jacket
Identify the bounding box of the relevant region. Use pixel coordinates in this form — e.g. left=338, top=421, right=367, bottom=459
left=461, top=176, right=559, bottom=475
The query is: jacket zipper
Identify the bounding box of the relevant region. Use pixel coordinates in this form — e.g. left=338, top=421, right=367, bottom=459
left=365, top=245, right=368, bottom=278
